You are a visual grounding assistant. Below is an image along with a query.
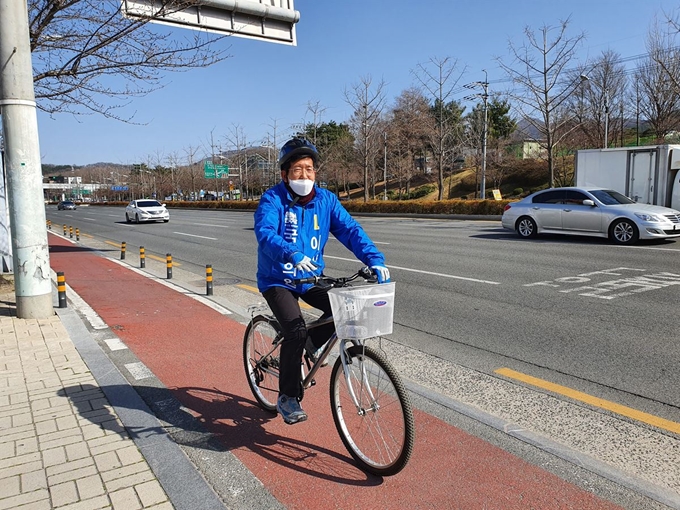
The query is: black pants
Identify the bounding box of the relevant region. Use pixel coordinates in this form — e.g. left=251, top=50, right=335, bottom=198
left=263, top=286, right=335, bottom=398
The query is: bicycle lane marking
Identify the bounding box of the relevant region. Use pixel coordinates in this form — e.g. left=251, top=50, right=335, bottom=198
left=525, top=266, right=680, bottom=300
left=47, top=234, right=624, bottom=510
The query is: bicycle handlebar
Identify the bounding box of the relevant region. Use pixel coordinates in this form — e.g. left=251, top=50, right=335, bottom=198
left=293, top=266, right=377, bottom=288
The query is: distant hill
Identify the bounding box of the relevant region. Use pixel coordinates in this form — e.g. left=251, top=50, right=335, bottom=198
left=42, top=162, right=130, bottom=175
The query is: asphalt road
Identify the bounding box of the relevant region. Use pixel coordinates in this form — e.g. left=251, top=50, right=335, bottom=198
left=46, top=204, right=680, bottom=507
left=47, top=205, right=680, bottom=418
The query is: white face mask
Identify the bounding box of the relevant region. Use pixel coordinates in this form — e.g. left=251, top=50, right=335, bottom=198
left=288, top=179, right=315, bottom=197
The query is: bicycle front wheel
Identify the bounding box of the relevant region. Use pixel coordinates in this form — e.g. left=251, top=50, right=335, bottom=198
left=329, top=344, right=415, bottom=476
left=243, top=315, right=282, bottom=413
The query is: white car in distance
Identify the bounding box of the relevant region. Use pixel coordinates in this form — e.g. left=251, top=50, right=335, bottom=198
left=125, top=200, right=170, bottom=223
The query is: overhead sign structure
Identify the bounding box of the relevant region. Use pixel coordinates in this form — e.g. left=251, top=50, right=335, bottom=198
left=121, top=0, right=300, bottom=46
left=204, top=161, right=230, bottom=179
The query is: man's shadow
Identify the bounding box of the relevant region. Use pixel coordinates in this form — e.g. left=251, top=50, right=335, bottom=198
left=58, top=382, right=383, bottom=486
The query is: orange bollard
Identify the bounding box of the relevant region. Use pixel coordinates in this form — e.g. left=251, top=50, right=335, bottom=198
left=57, top=272, right=67, bottom=308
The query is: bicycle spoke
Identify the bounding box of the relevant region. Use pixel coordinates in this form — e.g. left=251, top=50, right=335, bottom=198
left=243, top=316, right=281, bottom=412
left=330, top=345, right=414, bottom=476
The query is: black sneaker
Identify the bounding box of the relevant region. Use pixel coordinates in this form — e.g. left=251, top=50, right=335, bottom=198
left=276, top=395, right=307, bottom=425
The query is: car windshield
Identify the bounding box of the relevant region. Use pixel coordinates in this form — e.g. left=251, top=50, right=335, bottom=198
left=137, top=200, right=162, bottom=208
left=589, top=189, right=636, bottom=205
left=62, top=201, right=74, bottom=205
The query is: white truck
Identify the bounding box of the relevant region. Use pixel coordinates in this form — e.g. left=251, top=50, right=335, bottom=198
left=574, top=144, right=680, bottom=210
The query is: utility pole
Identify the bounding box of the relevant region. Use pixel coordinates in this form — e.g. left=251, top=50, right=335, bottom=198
left=383, top=132, right=388, bottom=200
left=481, top=70, right=489, bottom=200
left=0, top=0, right=53, bottom=318
left=464, top=70, right=489, bottom=199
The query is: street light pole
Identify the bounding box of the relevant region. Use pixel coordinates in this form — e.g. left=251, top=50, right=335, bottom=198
left=580, top=75, right=609, bottom=149
left=604, top=89, right=610, bottom=149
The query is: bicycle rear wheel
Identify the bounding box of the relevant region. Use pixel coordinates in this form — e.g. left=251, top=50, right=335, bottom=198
left=329, top=344, right=414, bottom=476
left=243, top=315, right=282, bottom=413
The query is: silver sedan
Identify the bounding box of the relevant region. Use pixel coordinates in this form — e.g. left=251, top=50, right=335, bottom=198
left=501, top=187, right=680, bottom=245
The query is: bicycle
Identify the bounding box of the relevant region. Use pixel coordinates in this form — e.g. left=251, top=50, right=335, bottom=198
left=243, top=268, right=415, bottom=476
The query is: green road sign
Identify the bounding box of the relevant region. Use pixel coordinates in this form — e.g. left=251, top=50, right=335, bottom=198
left=204, top=161, right=229, bottom=178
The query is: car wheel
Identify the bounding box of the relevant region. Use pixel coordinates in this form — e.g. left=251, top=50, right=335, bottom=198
left=135, top=214, right=140, bottom=223
left=609, top=218, right=639, bottom=245
left=125, top=213, right=131, bottom=223
left=516, top=216, right=538, bottom=238
left=163, top=219, right=169, bottom=223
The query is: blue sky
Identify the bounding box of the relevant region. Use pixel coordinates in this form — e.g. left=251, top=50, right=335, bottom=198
left=36, top=0, right=679, bottom=166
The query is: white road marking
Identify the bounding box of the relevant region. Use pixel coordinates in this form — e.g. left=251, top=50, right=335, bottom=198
left=329, top=238, right=390, bottom=245
left=62, top=283, right=109, bottom=329
left=104, top=338, right=128, bottom=351
left=82, top=217, right=97, bottom=221
left=620, top=245, right=680, bottom=253
left=526, top=267, right=680, bottom=300
left=324, top=255, right=501, bottom=285
left=173, top=232, right=218, bottom=240
left=125, top=362, right=154, bottom=380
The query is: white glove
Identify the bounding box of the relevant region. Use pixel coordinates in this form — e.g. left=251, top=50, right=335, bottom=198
left=291, top=252, right=317, bottom=272
left=370, top=265, right=390, bottom=283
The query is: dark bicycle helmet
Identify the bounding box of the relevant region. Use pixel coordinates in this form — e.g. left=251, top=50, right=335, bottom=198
left=278, top=138, right=319, bottom=171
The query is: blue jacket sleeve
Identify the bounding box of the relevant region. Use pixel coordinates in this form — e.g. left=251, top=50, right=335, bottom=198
left=328, top=196, right=385, bottom=267
left=254, top=191, right=296, bottom=263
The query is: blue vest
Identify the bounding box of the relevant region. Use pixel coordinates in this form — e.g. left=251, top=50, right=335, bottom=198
left=254, top=182, right=385, bottom=293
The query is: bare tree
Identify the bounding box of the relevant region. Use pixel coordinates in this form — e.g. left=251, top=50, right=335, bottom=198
left=166, top=151, right=182, bottom=199
left=638, top=18, right=680, bottom=141
left=574, top=50, right=628, bottom=148
left=29, top=0, right=230, bottom=120
left=323, top=130, right=359, bottom=198
left=343, top=75, right=387, bottom=202
left=497, top=18, right=586, bottom=188
left=413, top=57, right=466, bottom=200
left=386, top=87, right=434, bottom=198
left=224, top=124, right=249, bottom=199
left=305, top=101, right=328, bottom=146
left=650, top=13, right=680, bottom=93
left=182, top=144, right=203, bottom=199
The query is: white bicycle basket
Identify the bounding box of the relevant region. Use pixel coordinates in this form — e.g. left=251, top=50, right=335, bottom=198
left=328, top=282, right=395, bottom=340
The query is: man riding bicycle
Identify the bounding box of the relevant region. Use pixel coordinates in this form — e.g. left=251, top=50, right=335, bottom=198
left=254, top=137, right=390, bottom=425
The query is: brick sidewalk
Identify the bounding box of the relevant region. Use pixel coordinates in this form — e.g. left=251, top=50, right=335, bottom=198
left=0, top=289, right=173, bottom=510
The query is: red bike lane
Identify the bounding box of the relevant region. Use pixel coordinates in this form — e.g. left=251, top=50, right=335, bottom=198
left=48, top=234, right=623, bottom=510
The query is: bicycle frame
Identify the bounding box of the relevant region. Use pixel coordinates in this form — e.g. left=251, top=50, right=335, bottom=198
left=302, top=319, right=378, bottom=414
left=253, top=312, right=375, bottom=413
left=300, top=316, right=336, bottom=388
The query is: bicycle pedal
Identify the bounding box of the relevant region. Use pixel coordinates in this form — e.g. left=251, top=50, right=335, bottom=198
left=309, top=379, right=316, bottom=387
